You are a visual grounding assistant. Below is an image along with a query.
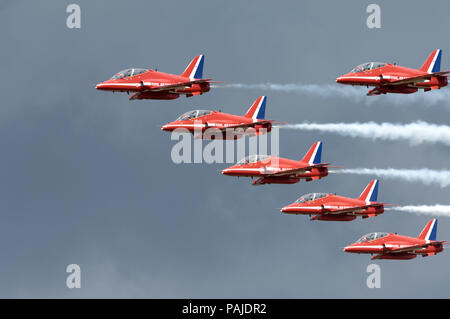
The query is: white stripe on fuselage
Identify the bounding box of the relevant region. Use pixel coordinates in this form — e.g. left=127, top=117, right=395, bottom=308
left=343, top=75, right=400, bottom=81
left=283, top=206, right=362, bottom=211
left=350, top=244, right=412, bottom=250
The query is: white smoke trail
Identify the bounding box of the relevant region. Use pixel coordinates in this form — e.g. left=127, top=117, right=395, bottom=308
left=217, top=83, right=354, bottom=98
left=278, top=121, right=450, bottom=146
left=389, top=205, right=450, bottom=217
left=215, top=83, right=450, bottom=107
left=338, top=168, right=450, bottom=188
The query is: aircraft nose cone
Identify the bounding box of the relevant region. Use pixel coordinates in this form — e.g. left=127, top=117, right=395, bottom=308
left=336, top=75, right=353, bottom=84
left=343, top=245, right=357, bottom=253
left=222, top=167, right=237, bottom=175
left=280, top=204, right=299, bottom=213
left=161, top=124, right=176, bottom=132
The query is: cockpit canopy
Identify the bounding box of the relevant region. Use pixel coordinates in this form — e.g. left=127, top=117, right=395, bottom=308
left=237, top=155, right=270, bottom=165
left=176, top=110, right=212, bottom=121
left=356, top=232, right=389, bottom=243
left=111, top=68, right=148, bottom=79
left=295, top=193, right=328, bottom=203
left=351, top=62, right=386, bottom=73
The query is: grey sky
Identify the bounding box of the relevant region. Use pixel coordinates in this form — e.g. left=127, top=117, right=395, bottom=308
left=1, top=0, right=450, bottom=298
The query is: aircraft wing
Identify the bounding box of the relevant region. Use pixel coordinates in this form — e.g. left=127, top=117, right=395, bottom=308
left=142, top=79, right=212, bottom=91
left=322, top=203, right=383, bottom=215
left=200, top=120, right=273, bottom=139
left=387, top=71, right=450, bottom=86
left=383, top=241, right=445, bottom=254
left=367, top=87, right=384, bottom=96
left=213, top=120, right=273, bottom=132
left=262, top=163, right=331, bottom=177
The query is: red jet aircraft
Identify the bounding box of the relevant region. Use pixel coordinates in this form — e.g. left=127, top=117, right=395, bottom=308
left=221, top=141, right=332, bottom=185
left=336, top=49, right=449, bottom=96
left=161, top=96, right=274, bottom=139
left=344, top=219, right=446, bottom=260
left=95, top=55, right=212, bottom=100
left=281, top=180, right=386, bottom=221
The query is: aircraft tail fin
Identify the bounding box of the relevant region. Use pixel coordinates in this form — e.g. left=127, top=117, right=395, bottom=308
left=357, top=180, right=379, bottom=203
left=418, top=219, right=438, bottom=241
left=419, top=49, right=442, bottom=73
left=180, top=55, right=205, bottom=80
left=301, top=141, right=323, bottom=165
left=244, top=96, right=267, bottom=121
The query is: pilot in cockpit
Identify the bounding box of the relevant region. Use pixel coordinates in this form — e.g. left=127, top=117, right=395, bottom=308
left=111, top=68, right=148, bottom=79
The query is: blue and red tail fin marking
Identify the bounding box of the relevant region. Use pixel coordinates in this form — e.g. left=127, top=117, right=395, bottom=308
left=301, top=141, right=323, bottom=165
left=418, top=219, right=438, bottom=241
left=181, top=54, right=205, bottom=80
left=357, top=180, right=379, bottom=203
left=244, top=96, right=267, bottom=121
left=420, top=49, right=442, bottom=74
